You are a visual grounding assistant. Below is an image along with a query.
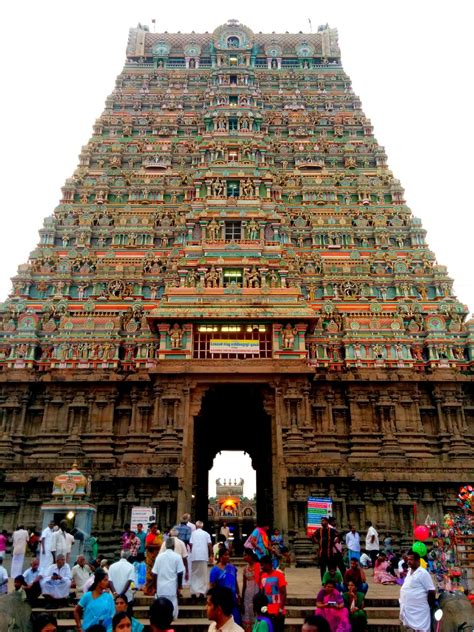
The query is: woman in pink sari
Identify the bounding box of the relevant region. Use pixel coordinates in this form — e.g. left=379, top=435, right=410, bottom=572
left=315, top=579, right=351, bottom=632
left=373, top=553, right=396, bottom=584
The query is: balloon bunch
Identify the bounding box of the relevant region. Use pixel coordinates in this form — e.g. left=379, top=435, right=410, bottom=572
left=456, top=484, right=473, bottom=512
left=412, top=524, right=430, bottom=557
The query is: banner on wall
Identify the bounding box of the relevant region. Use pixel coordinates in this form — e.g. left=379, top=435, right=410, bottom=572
left=131, top=506, right=156, bottom=531
left=209, top=339, right=260, bottom=354
left=306, top=497, right=333, bottom=536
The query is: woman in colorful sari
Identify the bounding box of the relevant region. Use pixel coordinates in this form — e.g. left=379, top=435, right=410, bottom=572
left=315, top=579, right=351, bottom=632
left=242, top=549, right=261, bottom=631
left=373, top=553, right=396, bottom=585
left=209, top=548, right=241, bottom=625
left=74, top=569, right=115, bottom=632
left=342, top=580, right=367, bottom=631
left=144, top=523, right=163, bottom=596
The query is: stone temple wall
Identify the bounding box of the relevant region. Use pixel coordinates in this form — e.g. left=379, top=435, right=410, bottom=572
left=0, top=20, right=473, bottom=541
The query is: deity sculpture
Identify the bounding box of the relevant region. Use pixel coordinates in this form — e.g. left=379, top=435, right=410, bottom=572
left=282, top=324, right=296, bottom=350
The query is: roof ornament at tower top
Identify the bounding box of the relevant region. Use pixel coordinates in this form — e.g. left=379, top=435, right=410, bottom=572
left=52, top=463, right=90, bottom=502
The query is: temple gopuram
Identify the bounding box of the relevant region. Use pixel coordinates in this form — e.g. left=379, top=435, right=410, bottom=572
left=0, top=20, right=473, bottom=554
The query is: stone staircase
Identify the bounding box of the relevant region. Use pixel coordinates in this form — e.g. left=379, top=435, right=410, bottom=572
left=35, top=594, right=401, bottom=632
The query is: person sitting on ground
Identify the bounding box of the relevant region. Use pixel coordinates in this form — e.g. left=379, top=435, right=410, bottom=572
left=358, top=551, right=371, bottom=569
left=206, top=586, right=244, bottom=632
left=110, top=594, right=144, bottom=632
left=72, top=555, right=94, bottom=594
left=23, top=558, right=43, bottom=605
left=40, top=553, right=72, bottom=608
left=301, top=614, right=330, bottom=632
left=321, top=563, right=344, bottom=593
left=342, top=579, right=367, bottom=631
left=149, top=596, right=175, bottom=632
left=315, top=579, right=350, bottom=632
left=343, top=558, right=368, bottom=594
left=373, top=552, right=397, bottom=585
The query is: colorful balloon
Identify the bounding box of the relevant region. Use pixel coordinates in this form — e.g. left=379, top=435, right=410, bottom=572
left=412, top=541, right=427, bottom=556
left=414, top=525, right=430, bottom=541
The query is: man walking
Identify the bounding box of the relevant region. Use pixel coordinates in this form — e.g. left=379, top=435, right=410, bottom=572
left=39, top=521, right=55, bottom=573
left=189, top=520, right=212, bottom=600
left=312, top=517, right=336, bottom=581
left=108, top=552, right=136, bottom=605
left=345, top=525, right=361, bottom=561
left=152, top=537, right=185, bottom=619
left=11, top=525, right=29, bottom=578
left=399, top=550, right=436, bottom=632
left=365, top=521, right=379, bottom=568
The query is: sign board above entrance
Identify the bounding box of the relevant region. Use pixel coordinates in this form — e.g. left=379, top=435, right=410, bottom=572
left=209, top=339, right=260, bottom=354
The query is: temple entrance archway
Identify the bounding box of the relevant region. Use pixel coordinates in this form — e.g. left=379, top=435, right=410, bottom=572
left=191, top=384, right=275, bottom=530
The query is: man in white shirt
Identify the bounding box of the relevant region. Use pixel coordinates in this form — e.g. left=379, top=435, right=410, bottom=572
left=189, top=520, right=212, bottom=599
left=64, top=529, right=75, bottom=564
left=11, top=525, right=29, bottom=578
left=108, top=553, right=136, bottom=604
left=51, top=521, right=70, bottom=562
left=159, top=528, right=189, bottom=583
left=152, top=537, right=185, bottom=619
left=207, top=586, right=244, bottom=632
left=23, top=558, right=43, bottom=604
left=40, top=554, right=72, bottom=606
left=399, top=550, right=436, bottom=632
left=365, top=521, right=379, bottom=568
left=345, top=525, right=361, bottom=561
left=39, top=521, right=55, bottom=574
left=71, top=555, right=93, bottom=594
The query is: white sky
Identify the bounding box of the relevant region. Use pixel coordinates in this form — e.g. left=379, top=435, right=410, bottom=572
left=208, top=451, right=256, bottom=498
left=1, top=2, right=471, bottom=501
left=0, top=0, right=472, bottom=314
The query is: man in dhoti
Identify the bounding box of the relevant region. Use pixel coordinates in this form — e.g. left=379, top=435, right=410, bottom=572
left=39, top=521, right=55, bottom=574
left=189, top=521, right=212, bottom=600
left=152, top=538, right=184, bottom=619
left=11, top=525, right=29, bottom=578
left=40, top=554, right=72, bottom=607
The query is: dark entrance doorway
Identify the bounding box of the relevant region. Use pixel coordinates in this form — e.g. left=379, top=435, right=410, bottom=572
left=192, top=384, right=273, bottom=530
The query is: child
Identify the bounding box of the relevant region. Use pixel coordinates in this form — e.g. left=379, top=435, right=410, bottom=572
left=133, top=553, right=146, bottom=591
left=252, top=592, right=274, bottom=632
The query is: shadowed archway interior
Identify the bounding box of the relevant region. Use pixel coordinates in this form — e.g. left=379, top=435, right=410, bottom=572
left=192, top=384, right=273, bottom=529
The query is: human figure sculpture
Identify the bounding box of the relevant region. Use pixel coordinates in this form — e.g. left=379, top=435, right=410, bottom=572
left=169, top=324, right=183, bottom=349
left=246, top=219, right=259, bottom=240
left=242, top=179, right=254, bottom=198
left=204, top=266, right=220, bottom=288
left=207, top=218, right=220, bottom=241
left=282, top=324, right=296, bottom=350
left=246, top=266, right=261, bottom=288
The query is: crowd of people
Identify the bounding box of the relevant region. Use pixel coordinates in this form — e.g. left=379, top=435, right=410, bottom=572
left=0, top=515, right=445, bottom=632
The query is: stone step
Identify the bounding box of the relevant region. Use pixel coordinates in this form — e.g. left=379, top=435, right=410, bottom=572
left=131, top=595, right=399, bottom=607
left=55, top=618, right=401, bottom=632
left=41, top=604, right=400, bottom=620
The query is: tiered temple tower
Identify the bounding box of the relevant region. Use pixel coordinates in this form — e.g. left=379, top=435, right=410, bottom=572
left=0, top=21, right=473, bottom=550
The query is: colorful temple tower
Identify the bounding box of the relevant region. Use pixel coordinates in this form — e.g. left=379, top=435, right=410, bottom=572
left=0, top=21, right=472, bottom=548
